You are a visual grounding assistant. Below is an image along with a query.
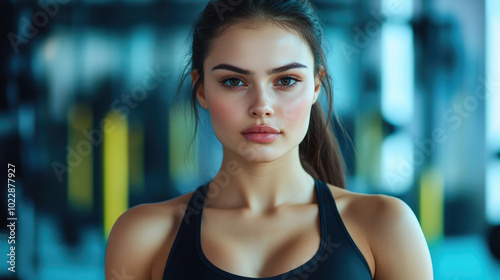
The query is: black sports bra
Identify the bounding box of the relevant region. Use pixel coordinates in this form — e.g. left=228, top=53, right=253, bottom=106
left=162, top=177, right=373, bottom=279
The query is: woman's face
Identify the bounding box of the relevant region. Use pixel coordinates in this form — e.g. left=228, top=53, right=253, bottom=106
left=194, top=22, right=321, bottom=163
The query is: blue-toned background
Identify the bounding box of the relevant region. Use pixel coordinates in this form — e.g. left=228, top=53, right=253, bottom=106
left=0, top=0, right=499, bottom=279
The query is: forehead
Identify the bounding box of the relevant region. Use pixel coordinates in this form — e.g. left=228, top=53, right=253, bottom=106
left=205, top=22, right=314, bottom=71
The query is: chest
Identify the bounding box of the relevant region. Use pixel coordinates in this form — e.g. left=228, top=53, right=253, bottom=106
left=153, top=194, right=375, bottom=280
left=199, top=205, right=321, bottom=278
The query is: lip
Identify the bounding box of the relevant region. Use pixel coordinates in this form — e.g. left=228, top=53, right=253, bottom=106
left=241, top=125, right=281, bottom=143
left=241, top=125, right=280, bottom=134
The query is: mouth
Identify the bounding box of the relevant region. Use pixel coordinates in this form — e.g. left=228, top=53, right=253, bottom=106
left=241, top=132, right=281, bottom=143
left=241, top=124, right=280, bottom=134
left=241, top=124, right=281, bottom=143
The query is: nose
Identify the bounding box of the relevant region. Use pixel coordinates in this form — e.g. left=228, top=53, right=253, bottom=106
left=248, top=85, right=274, bottom=118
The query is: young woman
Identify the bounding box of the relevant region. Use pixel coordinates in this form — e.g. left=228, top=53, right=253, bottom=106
left=105, top=0, right=433, bottom=279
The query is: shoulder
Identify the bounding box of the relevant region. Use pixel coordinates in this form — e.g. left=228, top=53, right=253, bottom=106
left=104, top=191, right=195, bottom=280
left=325, top=183, right=404, bottom=219
left=325, top=183, right=433, bottom=279
left=324, top=183, right=423, bottom=240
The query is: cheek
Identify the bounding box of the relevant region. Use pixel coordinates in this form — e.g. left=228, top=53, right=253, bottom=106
left=206, top=93, right=243, bottom=134
left=281, top=94, right=313, bottom=128
left=209, top=101, right=231, bottom=121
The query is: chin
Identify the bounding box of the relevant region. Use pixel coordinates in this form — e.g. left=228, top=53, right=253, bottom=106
left=243, top=153, right=281, bottom=163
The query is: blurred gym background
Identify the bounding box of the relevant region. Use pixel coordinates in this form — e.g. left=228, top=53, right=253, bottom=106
left=0, top=0, right=499, bottom=279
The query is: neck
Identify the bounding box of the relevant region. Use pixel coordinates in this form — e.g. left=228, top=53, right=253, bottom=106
left=205, top=146, right=316, bottom=213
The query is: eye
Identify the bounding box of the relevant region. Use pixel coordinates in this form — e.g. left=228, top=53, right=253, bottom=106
left=220, top=77, right=245, bottom=88
left=279, top=77, right=293, bottom=86
left=276, top=76, right=300, bottom=87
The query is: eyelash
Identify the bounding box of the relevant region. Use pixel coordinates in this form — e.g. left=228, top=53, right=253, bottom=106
left=218, top=75, right=302, bottom=90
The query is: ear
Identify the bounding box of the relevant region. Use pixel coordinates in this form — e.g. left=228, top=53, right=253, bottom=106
left=312, top=67, right=324, bottom=104
left=191, top=70, right=208, bottom=109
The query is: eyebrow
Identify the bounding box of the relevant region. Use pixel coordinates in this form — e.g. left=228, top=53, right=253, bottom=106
left=211, top=62, right=307, bottom=75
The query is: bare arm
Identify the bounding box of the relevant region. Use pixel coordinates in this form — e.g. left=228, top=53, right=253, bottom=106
left=369, top=195, right=434, bottom=280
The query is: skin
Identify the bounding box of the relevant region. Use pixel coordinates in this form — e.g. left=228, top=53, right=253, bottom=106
left=105, top=21, right=434, bottom=280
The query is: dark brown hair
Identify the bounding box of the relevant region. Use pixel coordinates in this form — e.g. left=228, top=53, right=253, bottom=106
left=176, top=0, right=347, bottom=188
